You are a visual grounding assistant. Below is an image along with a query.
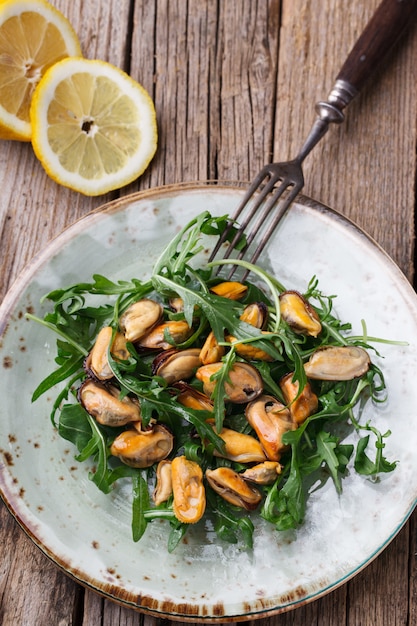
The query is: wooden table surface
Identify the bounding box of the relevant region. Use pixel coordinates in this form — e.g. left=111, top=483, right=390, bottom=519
left=1, top=1, right=416, bottom=624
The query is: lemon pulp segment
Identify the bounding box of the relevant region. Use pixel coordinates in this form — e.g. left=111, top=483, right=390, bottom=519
left=0, top=0, right=82, bottom=140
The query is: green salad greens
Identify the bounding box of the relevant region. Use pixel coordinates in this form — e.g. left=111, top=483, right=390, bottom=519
left=29, top=211, right=397, bottom=552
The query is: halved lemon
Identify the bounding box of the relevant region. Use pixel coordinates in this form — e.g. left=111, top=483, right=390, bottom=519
left=0, top=0, right=82, bottom=141
left=30, top=57, right=158, bottom=196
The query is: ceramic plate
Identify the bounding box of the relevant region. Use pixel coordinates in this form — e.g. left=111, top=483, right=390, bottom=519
left=1, top=183, right=416, bottom=622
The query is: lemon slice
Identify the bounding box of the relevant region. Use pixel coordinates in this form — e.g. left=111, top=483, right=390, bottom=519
left=0, top=0, right=82, bottom=141
left=30, top=57, right=158, bottom=196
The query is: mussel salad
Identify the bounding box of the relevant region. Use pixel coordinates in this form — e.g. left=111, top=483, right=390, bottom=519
left=30, top=211, right=398, bottom=552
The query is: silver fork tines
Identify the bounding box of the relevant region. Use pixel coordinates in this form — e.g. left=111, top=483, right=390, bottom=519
left=208, top=113, right=338, bottom=280
left=208, top=161, right=304, bottom=279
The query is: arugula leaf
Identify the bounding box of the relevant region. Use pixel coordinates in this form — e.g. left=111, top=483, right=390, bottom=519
left=31, top=351, right=84, bottom=401
left=316, top=431, right=353, bottom=494
left=58, top=403, right=93, bottom=452
left=59, top=405, right=114, bottom=494
left=48, top=371, right=85, bottom=427
left=45, top=275, right=152, bottom=303
left=207, top=489, right=255, bottom=549
left=276, top=448, right=306, bottom=529
left=152, top=211, right=213, bottom=281
left=354, top=428, right=397, bottom=475
left=167, top=519, right=188, bottom=552
left=132, top=472, right=150, bottom=542
left=261, top=443, right=306, bottom=531
left=26, top=312, right=89, bottom=358
left=210, top=348, right=236, bottom=431
left=83, top=414, right=113, bottom=493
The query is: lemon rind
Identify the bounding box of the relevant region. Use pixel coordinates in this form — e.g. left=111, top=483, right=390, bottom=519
left=30, top=57, right=158, bottom=196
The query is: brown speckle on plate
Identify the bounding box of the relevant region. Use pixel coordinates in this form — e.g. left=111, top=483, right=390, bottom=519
left=2, top=450, right=13, bottom=465
left=3, top=356, right=12, bottom=368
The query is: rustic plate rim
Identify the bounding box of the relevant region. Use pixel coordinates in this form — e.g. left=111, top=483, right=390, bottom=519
left=1, top=181, right=416, bottom=622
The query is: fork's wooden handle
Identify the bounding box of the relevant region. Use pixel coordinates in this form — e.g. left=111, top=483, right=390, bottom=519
left=335, top=0, right=417, bottom=102
left=308, top=0, right=417, bottom=158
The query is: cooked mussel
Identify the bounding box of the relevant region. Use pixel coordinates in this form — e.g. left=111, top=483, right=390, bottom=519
left=137, top=320, right=193, bottom=350
left=119, top=298, right=163, bottom=342
left=199, top=330, right=225, bottom=365
left=212, top=426, right=266, bottom=463
left=303, top=345, right=371, bottom=380
left=225, top=301, right=273, bottom=361
left=210, top=281, right=248, bottom=300
left=279, top=290, right=322, bottom=337
left=78, top=379, right=141, bottom=427
left=85, top=326, right=130, bottom=380
left=152, top=348, right=201, bottom=384
left=109, top=424, right=173, bottom=468
left=171, top=455, right=206, bottom=524
left=153, top=459, right=173, bottom=505
left=195, top=361, right=263, bottom=403
left=225, top=331, right=274, bottom=361
left=240, top=302, right=268, bottom=328
left=205, top=467, right=262, bottom=510
left=279, top=372, right=318, bottom=424
left=245, top=394, right=296, bottom=461
left=241, top=461, right=283, bottom=485
left=169, top=297, right=184, bottom=313
left=173, top=382, right=214, bottom=411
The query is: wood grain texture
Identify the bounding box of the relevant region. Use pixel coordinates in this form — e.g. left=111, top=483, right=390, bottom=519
left=0, top=1, right=416, bottom=625
left=275, top=0, right=417, bottom=279
left=0, top=0, right=133, bottom=302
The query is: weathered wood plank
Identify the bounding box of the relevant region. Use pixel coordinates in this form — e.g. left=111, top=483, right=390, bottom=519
left=0, top=0, right=134, bottom=302
left=410, top=513, right=417, bottom=626
left=211, top=0, right=281, bottom=182
left=347, top=524, right=411, bottom=626
left=129, top=0, right=281, bottom=190
left=275, top=0, right=417, bottom=280
left=0, top=503, right=82, bottom=626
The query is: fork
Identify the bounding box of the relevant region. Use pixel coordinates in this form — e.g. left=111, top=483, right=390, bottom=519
left=209, top=0, right=417, bottom=277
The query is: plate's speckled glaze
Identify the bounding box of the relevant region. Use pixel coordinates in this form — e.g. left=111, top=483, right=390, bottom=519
left=1, top=183, right=416, bottom=622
